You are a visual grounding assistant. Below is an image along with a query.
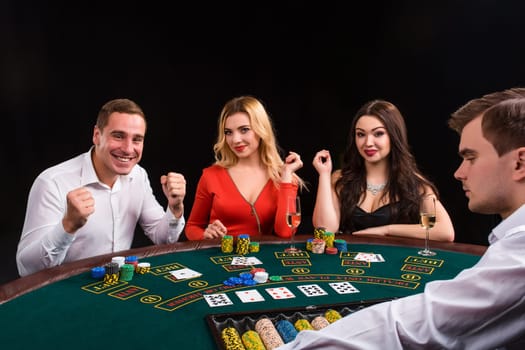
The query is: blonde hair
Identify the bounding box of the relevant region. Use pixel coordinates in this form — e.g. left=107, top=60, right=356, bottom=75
left=213, top=96, right=304, bottom=188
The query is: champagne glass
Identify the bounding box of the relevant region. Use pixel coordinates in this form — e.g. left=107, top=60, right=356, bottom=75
left=285, top=195, right=301, bottom=253
left=418, top=195, right=437, bottom=256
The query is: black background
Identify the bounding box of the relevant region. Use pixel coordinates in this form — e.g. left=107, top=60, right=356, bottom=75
left=2, top=1, right=524, bottom=285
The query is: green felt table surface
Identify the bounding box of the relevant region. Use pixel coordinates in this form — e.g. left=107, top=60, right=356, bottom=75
left=0, top=237, right=482, bottom=350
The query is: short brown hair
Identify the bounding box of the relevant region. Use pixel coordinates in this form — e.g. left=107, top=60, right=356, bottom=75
left=449, top=88, right=525, bottom=134
left=96, top=98, right=146, bottom=131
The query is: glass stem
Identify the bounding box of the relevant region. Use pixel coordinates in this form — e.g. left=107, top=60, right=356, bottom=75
left=425, top=229, right=430, bottom=251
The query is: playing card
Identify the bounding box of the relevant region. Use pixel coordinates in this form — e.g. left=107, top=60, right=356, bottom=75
left=374, top=253, right=385, bottom=262
left=266, top=287, right=295, bottom=299
left=297, top=284, right=328, bottom=297
left=170, top=267, right=202, bottom=280
left=235, top=289, right=265, bottom=303
left=203, top=293, right=233, bottom=307
left=231, top=256, right=263, bottom=265
left=329, top=282, right=360, bottom=294
left=354, top=252, right=378, bottom=262
left=231, top=256, right=248, bottom=265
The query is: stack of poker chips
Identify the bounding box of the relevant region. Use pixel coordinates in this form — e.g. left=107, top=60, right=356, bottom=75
left=311, top=315, right=331, bottom=330
left=255, top=318, right=284, bottom=349
left=334, top=238, right=348, bottom=253
left=135, top=262, right=151, bottom=274
left=322, top=231, right=335, bottom=248
left=275, top=319, right=298, bottom=343
left=249, top=241, right=260, bottom=253
left=236, top=234, right=250, bottom=255
left=221, top=235, right=234, bottom=253
left=103, top=262, right=120, bottom=284
left=253, top=271, right=269, bottom=283
left=221, top=327, right=244, bottom=350
left=119, top=263, right=135, bottom=281
left=306, top=238, right=314, bottom=251
left=91, top=266, right=105, bottom=279
left=111, top=256, right=125, bottom=268
left=124, top=255, right=139, bottom=269
left=325, top=309, right=343, bottom=323
left=313, top=227, right=326, bottom=239
left=311, top=238, right=326, bottom=254
left=241, top=330, right=266, bottom=350
left=294, top=318, right=314, bottom=331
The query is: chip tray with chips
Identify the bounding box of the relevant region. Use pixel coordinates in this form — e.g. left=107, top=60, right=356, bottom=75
left=206, top=298, right=392, bottom=349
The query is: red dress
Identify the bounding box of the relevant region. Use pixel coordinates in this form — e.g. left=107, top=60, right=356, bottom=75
left=185, top=165, right=298, bottom=240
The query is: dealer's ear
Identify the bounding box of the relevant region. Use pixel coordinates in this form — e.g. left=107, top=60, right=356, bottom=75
left=513, top=147, right=525, bottom=180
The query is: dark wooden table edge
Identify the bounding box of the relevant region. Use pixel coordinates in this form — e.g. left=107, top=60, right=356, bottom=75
left=0, top=235, right=487, bottom=304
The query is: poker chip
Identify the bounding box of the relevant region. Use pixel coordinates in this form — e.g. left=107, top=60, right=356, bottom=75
left=236, top=234, right=251, bottom=255
left=135, top=262, right=151, bottom=274
left=306, top=238, right=313, bottom=251
left=294, top=318, right=314, bottom=331
left=249, top=241, right=260, bottom=253
left=224, top=276, right=246, bottom=286
left=275, top=319, right=298, bottom=343
left=255, top=318, right=284, bottom=349
left=241, top=330, right=265, bottom=350
left=111, top=256, right=125, bottom=268
left=250, top=267, right=266, bottom=275
left=119, top=263, right=134, bottom=281
left=269, top=275, right=282, bottom=282
left=221, top=327, right=244, bottom=350
left=323, top=231, right=335, bottom=248
left=221, top=235, right=234, bottom=253
left=311, top=238, right=326, bottom=254
left=311, top=316, right=330, bottom=330
left=91, top=266, right=105, bottom=279
left=334, top=239, right=348, bottom=253
left=313, top=227, right=326, bottom=239
left=325, top=309, right=342, bottom=323
left=325, top=247, right=338, bottom=255
left=242, top=279, right=257, bottom=286
left=253, top=271, right=269, bottom=283
left=239, top=272, right=253, bottom=280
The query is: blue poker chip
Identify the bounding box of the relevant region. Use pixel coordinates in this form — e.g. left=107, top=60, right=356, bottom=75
left=228, top=277, right=244, bottom=285
left=239, top=272, right=253, bottom=280
left=223, top=280, right=235, bottom=286
left=242, top=279, right=257, bottom=286
left=91, top=266, right=105, bottom=279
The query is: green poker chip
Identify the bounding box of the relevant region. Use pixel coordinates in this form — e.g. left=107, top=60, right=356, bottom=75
left=269, top=275, right=282, bottom=281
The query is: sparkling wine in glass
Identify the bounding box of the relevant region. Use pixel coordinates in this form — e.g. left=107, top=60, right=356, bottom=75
left=285, top=196, right=301, bottom=253
left=418, top=195, right=437, bottom=256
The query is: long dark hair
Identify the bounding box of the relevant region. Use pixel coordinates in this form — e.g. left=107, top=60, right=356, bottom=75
left=335, top=100, right=438, bottom=233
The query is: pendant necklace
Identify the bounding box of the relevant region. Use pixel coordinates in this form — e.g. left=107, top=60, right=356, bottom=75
left=366, top=183, right=386, bottom=195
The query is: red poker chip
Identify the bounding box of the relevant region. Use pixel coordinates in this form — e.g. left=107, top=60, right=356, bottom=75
left=325, top=247, right=338, bottom=254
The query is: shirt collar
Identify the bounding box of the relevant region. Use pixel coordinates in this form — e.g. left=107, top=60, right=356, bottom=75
left=489, top=203, right=525, bottom=244
left=80, top=146, right=134, bottom=188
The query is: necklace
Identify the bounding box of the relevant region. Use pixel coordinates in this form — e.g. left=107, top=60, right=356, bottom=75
left=366, top=183, right=386, bottom=195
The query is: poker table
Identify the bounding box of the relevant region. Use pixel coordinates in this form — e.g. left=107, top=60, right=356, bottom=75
left=0, top=235, right=486, bottom=349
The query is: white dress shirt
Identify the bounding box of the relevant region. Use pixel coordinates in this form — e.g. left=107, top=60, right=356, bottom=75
left=16, top=148, right=185, bottom=276
left=277, top=204, right=525, bottom=350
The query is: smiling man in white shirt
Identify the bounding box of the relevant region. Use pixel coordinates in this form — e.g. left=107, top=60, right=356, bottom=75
left=17, top=98, right=186, bottom=276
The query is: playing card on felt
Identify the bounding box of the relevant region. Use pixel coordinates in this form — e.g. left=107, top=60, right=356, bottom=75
left=297, top=284, right=328, bottom=297
left=235, top=289, right=265, bottom=303
left=203, top=293, right=233, bottom=307
left=329, top=281, right=360, bottom=294
left=266, top=287, right=295, bottom=299
left=354, top=252, right=378, bottom=262
left=170, top=267, right=202, bottom=280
